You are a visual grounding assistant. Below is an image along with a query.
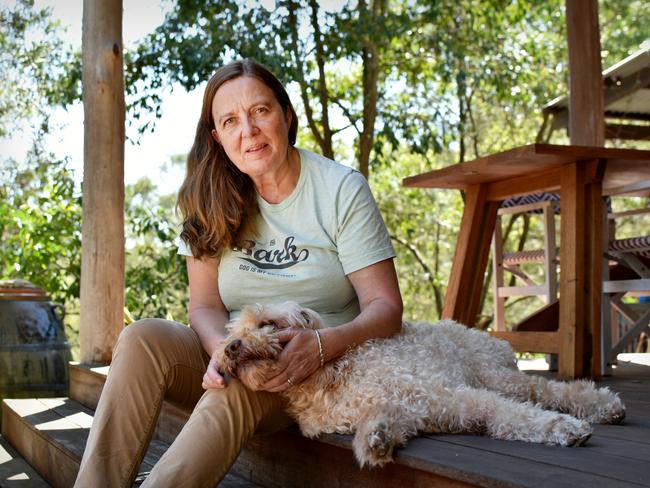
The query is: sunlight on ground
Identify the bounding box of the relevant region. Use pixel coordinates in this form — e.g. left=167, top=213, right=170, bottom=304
left=517, top=353, right=650, bottom=371
left=35, top=411, right=93, bottom=430
left=517, top=358, right=550, bottom=371
left=6, top=473, right=29, bottom=480
left=617, top=353, right=650, bottom=366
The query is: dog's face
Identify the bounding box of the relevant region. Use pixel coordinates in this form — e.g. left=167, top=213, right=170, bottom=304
left=216, top=301, right=322, bottom=389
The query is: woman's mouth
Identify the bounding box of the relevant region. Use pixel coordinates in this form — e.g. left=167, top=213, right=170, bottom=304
left=246, top=143, right=268, bottom=153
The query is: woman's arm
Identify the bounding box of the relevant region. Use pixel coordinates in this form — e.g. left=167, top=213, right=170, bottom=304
left=260, top=258, right=403, bottom=392
left=186, top=256, right=231, bottom=389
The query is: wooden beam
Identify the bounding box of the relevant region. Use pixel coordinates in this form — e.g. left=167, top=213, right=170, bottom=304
left=587, top=171, right=605, bottom=379
left=566, top=0, right=604, bottom=146
left=558, top=162, right=587, bottom=378
left=605, top=123, right=650, bottom=141
left=443, top=185, right=500, bottom=326
left=489, top=332, right=560, bottom=354
left=80, top=0, right=125, bottom=364
left=486, top=168, right=560, bottom=201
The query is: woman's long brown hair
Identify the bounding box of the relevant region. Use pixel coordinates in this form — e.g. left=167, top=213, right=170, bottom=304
left=177, top=59, right=298, bottom=259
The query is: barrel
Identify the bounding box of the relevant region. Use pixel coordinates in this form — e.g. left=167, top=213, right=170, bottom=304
left=0, top=280, right=72, bottom=417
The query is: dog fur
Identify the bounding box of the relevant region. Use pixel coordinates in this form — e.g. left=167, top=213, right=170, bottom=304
left=217, top=302, right=625, bottom=468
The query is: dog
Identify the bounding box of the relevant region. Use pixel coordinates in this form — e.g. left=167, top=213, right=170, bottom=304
left=217, top=302, right=625, bottom=467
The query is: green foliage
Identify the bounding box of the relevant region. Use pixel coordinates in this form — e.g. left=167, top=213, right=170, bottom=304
left=124, top=176, right=189, bottom=324
left=4, top=0, right=649, bottom=341
left=0, top=0, right=80, bottom=139
left=0, top=0, right=82, bottom=304
left=370, top=146, right=464, bottom=321
left=0, top=151, right=82, bottom=304
left=0, top=2, right=188, bottom=358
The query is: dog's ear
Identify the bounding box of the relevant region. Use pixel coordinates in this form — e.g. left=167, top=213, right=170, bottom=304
left=229, top=304, right=264, bottom=330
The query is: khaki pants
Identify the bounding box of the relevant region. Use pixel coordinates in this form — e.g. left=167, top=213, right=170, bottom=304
left=74, top=319, right=292, bottom=488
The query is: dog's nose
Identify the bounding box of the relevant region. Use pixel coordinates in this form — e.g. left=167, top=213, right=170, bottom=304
left=225, top=339, right=242, bottom=359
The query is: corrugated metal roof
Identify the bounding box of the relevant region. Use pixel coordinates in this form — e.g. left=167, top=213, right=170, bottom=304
left=544, top=45, right=650, bottom=119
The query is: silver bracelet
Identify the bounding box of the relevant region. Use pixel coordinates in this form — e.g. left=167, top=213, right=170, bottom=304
left=314, top=330, right=325, bottom=367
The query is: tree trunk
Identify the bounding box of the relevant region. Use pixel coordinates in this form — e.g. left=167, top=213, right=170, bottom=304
left=80, top=0, right=125, bottom=364
left=358, top=0, right=385, bottom=178
left=287, top=1, right=332, bottom=158
left=309, top=0, right=334, bottom=159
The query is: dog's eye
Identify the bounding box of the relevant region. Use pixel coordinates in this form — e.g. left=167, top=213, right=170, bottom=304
left=260, top=320, right=278, bottom=329
left=300, top=311, right=311, bottom=324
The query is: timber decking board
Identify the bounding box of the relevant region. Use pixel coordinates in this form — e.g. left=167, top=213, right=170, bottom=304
left=1, top=398, right=167, bottom=487
left=316, top=431, right=635, bottom=488
left=0, top=435, right=50, bottom=487
left=314, top=360, right=650, bottom=488
left=7, top=360, right=650, bottom=487
left=234, top=428, right=475, bottom=488
left=592, top=424, right=650, bottom=444
left=424, top=434, right=648, bottom=485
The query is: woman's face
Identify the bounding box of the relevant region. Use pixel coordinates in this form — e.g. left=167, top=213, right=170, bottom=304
left=210, top=76, right=292, bottom=180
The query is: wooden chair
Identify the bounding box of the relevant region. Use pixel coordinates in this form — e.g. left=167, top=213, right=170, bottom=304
left=492, top=198, right=559, bottom=331
left=601, top=203, right=650, bottom=374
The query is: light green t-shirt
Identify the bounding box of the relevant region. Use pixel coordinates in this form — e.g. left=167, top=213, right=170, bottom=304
left=178, top=147, right=395, bottom=326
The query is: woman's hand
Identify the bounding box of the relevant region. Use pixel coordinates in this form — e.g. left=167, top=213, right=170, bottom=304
left=202, top=347, right=227, bottom=389
left=259, top=328, right=321, bottom=393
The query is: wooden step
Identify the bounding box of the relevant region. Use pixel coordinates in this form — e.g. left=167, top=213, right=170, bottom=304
left=1, top=397, right=167, bottom=488
left=1, top=397, right=262, bottom=488
left=65, top=363, right=479, bottom=487
left=1, top=434, right=50, bottom=487
left=69, top=363, right=189, bottom=444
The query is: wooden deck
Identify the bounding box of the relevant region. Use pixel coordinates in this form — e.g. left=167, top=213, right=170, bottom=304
left=233, top=355, right=650, bottom=487
left=2, top=355, right=649, bottom=487
left=392, top=355, right=650, bottom=488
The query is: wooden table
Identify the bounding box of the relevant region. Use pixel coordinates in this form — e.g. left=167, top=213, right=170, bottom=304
left=403, top=143, right=650, bottom=379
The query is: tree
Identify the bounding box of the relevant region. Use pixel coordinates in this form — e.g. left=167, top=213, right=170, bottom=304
left=0, top=0, right=79, bottom=141
left=0, top=150, right=82, bottom=304
left=0, top=0, right=82, bottom=304
left=127, top=0, right=407, bottom=177
left=124, top=171, right=189, bottom=324
left=124, top=0, right=650, bottom=325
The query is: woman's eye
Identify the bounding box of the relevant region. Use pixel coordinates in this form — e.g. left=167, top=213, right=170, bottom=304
left=223, top=118, right=234, bottom=127
left=255, top=107, right=267, bottom=114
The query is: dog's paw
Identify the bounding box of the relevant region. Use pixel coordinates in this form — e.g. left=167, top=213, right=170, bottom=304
left=353, top=420, right=395, bottom=468
left=602, top=405, right=626, bottom=425
left=367, top=427, right=391, bottom=459
left=586, top=395, right=626, bottom=425
left=548, top=415, right=593, bottom=447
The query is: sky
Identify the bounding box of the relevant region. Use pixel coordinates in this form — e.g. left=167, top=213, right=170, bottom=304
left=7, top=0, right=205, bottom=196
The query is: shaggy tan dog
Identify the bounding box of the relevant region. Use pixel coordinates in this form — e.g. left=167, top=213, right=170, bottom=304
left=217, top=302, right=625, bottom=468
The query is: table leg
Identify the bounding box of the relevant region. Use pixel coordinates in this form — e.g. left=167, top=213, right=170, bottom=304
left=587, top=161, right=606, bottom=379
left=559, top=162, right=587, bottom=378
left=443, top=184, right=500, bottom=326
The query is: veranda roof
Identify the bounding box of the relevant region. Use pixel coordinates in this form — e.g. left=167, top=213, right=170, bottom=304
left=543, top=45, right=650, bottom=140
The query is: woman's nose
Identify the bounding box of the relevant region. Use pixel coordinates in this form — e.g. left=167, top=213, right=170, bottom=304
left=241, top=116, right=259, bottom=137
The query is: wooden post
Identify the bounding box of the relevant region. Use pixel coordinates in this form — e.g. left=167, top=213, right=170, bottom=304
left=80, top=0, right=125, bottom=364
left=558, top=163, right=587, bottom=378
left=566, top=0, right=604, bottom=146
left=443, top=185, right=500, bottom=326
left=564, top=0, right=605, bottom=377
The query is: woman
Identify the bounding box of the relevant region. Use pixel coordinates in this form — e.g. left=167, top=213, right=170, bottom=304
left=75, top=59, right=402, bottom=488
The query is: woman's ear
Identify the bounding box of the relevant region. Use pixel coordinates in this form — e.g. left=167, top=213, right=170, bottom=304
left=211, top=129, right=220, bottom=143
left=285, top=109, right=292, bottom=128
